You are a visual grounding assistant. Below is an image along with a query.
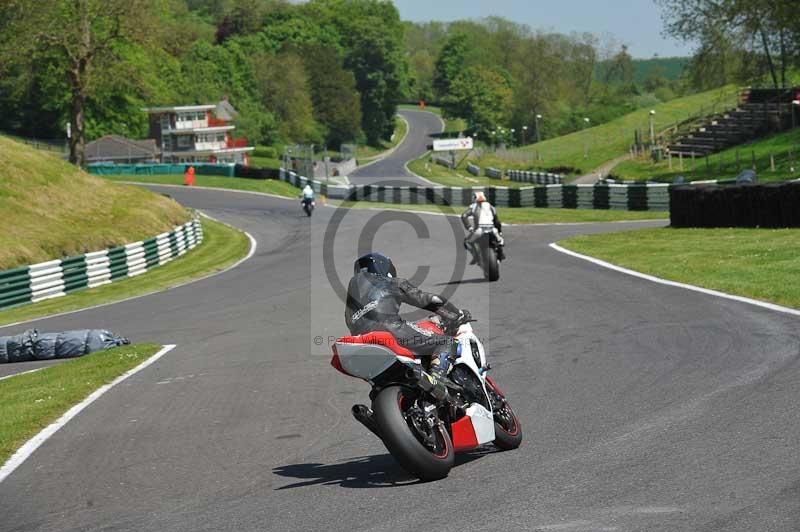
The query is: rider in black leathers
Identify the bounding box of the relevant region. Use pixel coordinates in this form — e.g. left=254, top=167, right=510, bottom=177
left=346, top=253, right=465, bottom=435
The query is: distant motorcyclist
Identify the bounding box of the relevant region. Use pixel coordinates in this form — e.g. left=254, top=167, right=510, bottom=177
left=301, top=183, right=315, bottom=205
left=345, top=253, right=469, bottom=432
left=461, top=191, right=505, bottom=263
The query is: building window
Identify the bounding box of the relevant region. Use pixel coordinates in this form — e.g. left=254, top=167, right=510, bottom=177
left=177, top=135, right=191, bottom=148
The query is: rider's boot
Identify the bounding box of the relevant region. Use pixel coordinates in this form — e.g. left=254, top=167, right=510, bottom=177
left=497, top=245, right=506, bottom=261
left=352, top=404, right=381, bottom=439
left=427, top=347, right=458, bottom=400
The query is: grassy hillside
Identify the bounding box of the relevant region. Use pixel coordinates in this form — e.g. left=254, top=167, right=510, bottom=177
left=614, top=127, right=800, bottom=182
left=0, top=136, right=191, bottom=270
left=470, top=85, right=739, bottom=177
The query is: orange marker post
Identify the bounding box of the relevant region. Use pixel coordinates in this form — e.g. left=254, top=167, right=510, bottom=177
left=184, top=165, right=195, bottom=186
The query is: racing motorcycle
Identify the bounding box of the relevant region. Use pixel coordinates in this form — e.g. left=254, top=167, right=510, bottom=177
left=470, top=227, right=501, bottom=282
left=301, top=198, right=315, bottom=217
left=330, top=312, right=522, bottom=481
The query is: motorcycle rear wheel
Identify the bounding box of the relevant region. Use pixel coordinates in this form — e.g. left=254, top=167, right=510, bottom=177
left=373, top=385, right=454, bottom=481
left=481, top=247, right=500, bottom=282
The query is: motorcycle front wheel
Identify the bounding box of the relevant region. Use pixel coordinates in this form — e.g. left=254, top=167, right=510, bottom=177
left=373, top=385, right=454, bottom=481
left=485, top=378, right=522, bottom=450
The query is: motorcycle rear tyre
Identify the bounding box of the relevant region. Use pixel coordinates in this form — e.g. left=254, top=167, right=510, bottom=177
left=373, top=385, right=454, bottom=481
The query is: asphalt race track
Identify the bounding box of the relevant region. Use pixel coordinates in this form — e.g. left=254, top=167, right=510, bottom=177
left=2, top=141, right=800, bottom=531
left=347, top=109, right=443, bottom=185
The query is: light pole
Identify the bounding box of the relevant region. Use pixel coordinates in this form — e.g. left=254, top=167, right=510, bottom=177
left=522, top=125, right=528, bottom=145
left=792, top=100, right=799, bottom=130
left=649, top=109, right=656, bottom=146
left=491, top=130, right=496, bottom=151
left=583, top=117, right=590, bottom=158
left=510, top=128, right=516, bottom=147
left=535, top=114, right=542, bottom=144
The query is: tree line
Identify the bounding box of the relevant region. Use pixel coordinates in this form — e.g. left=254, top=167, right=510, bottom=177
left=2, top=0, right=770, bottom=168
left=0, top=0, right=406, bottom=166
left=657, top=0, right=800, bottom=91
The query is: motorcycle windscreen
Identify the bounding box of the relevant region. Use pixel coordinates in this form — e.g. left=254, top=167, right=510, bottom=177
left=334, top=342, right=417, bottom=380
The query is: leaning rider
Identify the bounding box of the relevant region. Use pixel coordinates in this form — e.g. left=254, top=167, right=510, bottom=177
left=345, top=252, right=468, bottom=434
left=461, top=191, right=505, bottom=263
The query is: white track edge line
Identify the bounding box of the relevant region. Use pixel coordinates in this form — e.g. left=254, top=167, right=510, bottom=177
left=0, top=367, right=45, bottom=382
left=0, top=214, right=257, bottom=330
left=549, top=242, right=800, bottom=318
left=0, top=344, right=177, bottom=484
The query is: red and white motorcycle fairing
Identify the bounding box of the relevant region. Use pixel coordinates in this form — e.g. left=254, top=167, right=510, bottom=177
left=331, top=320, right=498, bottom=453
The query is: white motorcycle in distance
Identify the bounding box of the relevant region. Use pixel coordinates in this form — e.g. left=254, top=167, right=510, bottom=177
left=301, top=197, right=315, bottom=217
left=331, top=312, right=522, bottom=481
left=470, top=227, right=502, bottom=282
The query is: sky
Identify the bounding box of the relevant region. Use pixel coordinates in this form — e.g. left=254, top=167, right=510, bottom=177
left=392, top=0, right=695, bottom=58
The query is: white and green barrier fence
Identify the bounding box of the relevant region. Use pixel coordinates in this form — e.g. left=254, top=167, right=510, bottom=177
left=279, top=169, right=669, bottom=211
left=0, top=219, right=202, bottom=311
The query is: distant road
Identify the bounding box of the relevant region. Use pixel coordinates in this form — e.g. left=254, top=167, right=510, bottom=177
left=347, top=109, right=443, bottom=186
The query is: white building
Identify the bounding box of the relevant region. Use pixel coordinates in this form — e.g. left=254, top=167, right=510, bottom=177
left=142, top=102, right=253, bottom=165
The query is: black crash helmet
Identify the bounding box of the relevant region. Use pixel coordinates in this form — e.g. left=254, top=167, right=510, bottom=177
left=354, top=252, right=397, bottom=277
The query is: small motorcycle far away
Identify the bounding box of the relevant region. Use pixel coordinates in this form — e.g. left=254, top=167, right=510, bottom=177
left=301, top=183, right=315, bottom=217
left=331, top=312, right=522, bottom=481
left=462, top=191, right=505, bottom=282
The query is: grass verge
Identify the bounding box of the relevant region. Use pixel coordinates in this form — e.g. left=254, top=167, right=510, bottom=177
left=0, top=217, right=250, bottom=326
left=407, top=152, right=531, bottom=188
left=613, top=127, right=800, bottom=183
left=0, top=343, right=161, bottom=466
left=330, top=200, right=667, bottom=224
left=471, top=86, right=738, bottom=175
left=357, top=116, right=409, bottom=163
left=102, top=174, right=299, bottom=198
left=0, top=135, right=190, bottom=270
left=560, top=227, right=800, bottom=309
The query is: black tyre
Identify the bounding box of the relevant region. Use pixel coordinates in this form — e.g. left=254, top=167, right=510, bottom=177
left=485, top=379, right=522, bottom=450
left=373, top=386, right=454, bottom=481
left=481, top=247, right=500, bottom=282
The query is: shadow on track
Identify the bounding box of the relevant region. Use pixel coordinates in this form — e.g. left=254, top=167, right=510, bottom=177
left=273, top=448, right=501, bottom=490
left=434, top=277, right=487, bottom=286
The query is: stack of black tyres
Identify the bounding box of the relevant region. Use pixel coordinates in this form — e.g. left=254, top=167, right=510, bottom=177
left=669, top=182, right=800, bottom=228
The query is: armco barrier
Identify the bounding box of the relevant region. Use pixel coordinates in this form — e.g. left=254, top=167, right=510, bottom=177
left=467, top=163, right=481, bottom=176
left=278, top=169, right=670, bottom=210
left=88, top=163, right=235, bottom=177
left=670, top=182, right=800, bottom=228
left=485, top=167, right=502, bottom=179
left=507, top=169, right=563, bottom=185
left=0, top=219, right=203, bottom=311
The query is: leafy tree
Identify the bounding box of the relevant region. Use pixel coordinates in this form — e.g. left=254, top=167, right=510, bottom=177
left=252, top=52, right=317, bottom=142
left=443, top=66, right=512, bottom=136
left=0, top=0, right=160, bottom=167
left=301, top=45, right=362, bottom=148
left=433, top=33, right=470, bottom=98
left=657, top=0, right=800, bottom=88
left=603, top=45, right=635, bottom=84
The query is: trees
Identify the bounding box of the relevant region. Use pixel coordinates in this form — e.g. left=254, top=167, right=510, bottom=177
left=433, top=33, right=470, bottom=99
left=252, top=52, right=316, bottom=142
left=657, top=0, right=800, bottom=88
left=0, top=0, right=159, bottom=167
left=443, top=66, right=512, bottom=137
left=302, top=46, right=362, bottom=149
